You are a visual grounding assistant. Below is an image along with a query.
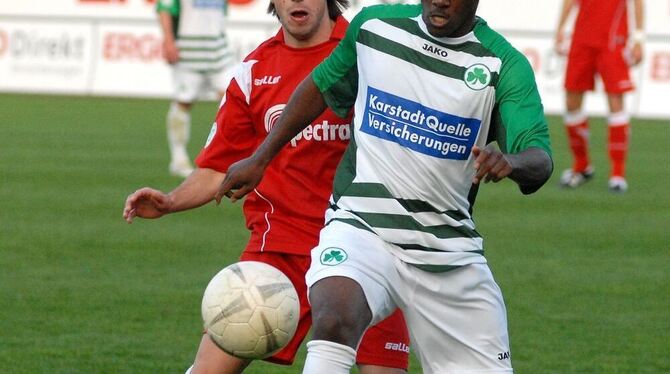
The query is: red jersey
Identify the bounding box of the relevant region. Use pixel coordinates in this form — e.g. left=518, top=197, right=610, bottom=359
left=196, top=17, right=350, bottom=255
left=572, top=0, right=629, bottom=49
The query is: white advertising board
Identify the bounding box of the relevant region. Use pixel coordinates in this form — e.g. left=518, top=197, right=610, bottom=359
left=0, top=20, right=93, bottom=94
left=637, top=42, right=670, bottom=117
left=92, top=22, right=171, bottom=96
left=89, top=20, right=277, bottom=96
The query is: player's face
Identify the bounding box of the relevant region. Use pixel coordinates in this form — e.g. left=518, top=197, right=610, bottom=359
left=421, top=0, right=478, bottom=38
left=274, top=0, right=333, bottom=47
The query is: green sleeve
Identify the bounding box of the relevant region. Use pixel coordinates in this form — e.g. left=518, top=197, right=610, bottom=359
left=311, top=10, right=365, bottom=118
left=493, top=51, right=552, bottom=158
left=156, top=0, right=179, bottom=16
left=312, top=4, right=421, bottom=118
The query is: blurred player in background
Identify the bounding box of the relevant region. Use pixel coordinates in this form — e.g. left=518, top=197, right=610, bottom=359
left=555, top=0, right=644, bottom=192
left=217, top=0, right=553, bottom=372
left=157, top=0, right=236, bottom=177
left=124, top=0, right=410, bottom=372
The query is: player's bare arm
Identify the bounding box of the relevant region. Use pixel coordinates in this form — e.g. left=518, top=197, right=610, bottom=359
left=215, top=75, right=327, bottom=202
left=554, top=0, right=576, bottom=54
left=158, top=12, right=179, bottom=64
left=473, top=145, right=552, bottom=194
left=124, top=168, right=225, bottom=223
left=629, top=0, right=645, bottom=66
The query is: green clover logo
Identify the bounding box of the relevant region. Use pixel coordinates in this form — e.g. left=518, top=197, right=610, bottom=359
left=467, top=68, right=488, bottom=85
left=320, top=247, right=348, bottom=265
left=464, top=64, right=492, bottom=90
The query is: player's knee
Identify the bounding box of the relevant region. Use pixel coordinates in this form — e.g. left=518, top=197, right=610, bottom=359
left=312, top=309, right=368, bottom=347
left=310, top=278, right=371, bottom=346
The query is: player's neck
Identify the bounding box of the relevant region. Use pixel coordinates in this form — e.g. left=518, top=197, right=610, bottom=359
left=284, top=18, right=335, bottom=49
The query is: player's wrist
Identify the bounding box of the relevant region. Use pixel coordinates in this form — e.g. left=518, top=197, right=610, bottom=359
left=163, top=193, right=176, bottom=214
left=251, top=151, right=273, bottom=169
left=631, top=30, right=645, bottom=44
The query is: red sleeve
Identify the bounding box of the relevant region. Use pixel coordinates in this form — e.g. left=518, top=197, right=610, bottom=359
left=195, top=78, right=257, bottom=172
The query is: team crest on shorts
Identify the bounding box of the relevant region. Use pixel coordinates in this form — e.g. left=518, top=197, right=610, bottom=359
left=319, top=247, right=348, bottom=266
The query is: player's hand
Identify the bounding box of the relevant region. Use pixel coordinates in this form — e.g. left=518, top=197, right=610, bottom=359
left=123, top=187, right=172, bottom=223
left=628, top=42, right=643, bottom=66
left=215, top=157, right=266, bottom=203
left=162, top=39, right=179, bottom=65
left=554, top=31, right=568, bottom=56
left=472, top=145, right=513, bottom=184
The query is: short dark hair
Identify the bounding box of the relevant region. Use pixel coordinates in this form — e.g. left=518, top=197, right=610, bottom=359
left=267, top=0, right=350, bottom=21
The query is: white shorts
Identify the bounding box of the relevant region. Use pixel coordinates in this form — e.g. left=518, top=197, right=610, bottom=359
left=171, top=65, right=233, bottom=103
left=306, top=221, right=513, bottom=373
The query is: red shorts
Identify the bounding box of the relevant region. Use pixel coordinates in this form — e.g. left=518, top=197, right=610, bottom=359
left=565, top=41, right=634, bottom=94
left=239, top=251, right=410, bottom=369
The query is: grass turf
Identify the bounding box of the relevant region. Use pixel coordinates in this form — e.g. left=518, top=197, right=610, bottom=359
left=0, top=93, right=668, bottom=373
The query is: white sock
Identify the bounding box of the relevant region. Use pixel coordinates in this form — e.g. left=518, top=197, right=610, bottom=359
left=303, top=340, right=356, bottom=374
left=167, top=103, right=191, bottom=165
left=184, top=364, right=193, bottom=374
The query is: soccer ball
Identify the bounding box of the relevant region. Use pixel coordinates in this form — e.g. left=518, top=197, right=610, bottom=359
left=201, top=261, right=300, bottom=359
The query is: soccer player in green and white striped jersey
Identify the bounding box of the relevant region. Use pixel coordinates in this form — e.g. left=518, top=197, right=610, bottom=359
left=218, top=0, right=553, bottom=372
left=157, top=0, right=236, bottom=178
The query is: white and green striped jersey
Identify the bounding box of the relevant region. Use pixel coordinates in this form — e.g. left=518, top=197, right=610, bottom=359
left=312, top=4, right=551, bottom=272
left=157, top=0, right=234, bottom=72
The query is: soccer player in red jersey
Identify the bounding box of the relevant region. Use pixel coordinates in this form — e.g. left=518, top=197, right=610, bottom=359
left=555, top=0, right=644, bottom=192
left=122, top=0, right=410, bottom=372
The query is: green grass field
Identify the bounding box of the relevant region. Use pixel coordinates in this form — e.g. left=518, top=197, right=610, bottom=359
left=1, top=93, right=668, bottom=373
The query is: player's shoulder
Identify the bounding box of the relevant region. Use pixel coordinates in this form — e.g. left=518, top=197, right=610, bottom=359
left=228, top=35, right=281, bottom=100
left=357, top=3, right=421, bottom=17
left=350, top=3, right=422, bottom=29
left=473, top=18, right=528, bottom=66
left=241, top=30, right=285, bottom=64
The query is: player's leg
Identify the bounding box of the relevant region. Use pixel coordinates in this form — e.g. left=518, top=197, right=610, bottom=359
left=358, top=365, right=406, bottom=374
left=188, top=335, right=251, bottom=374
left=605, top=94, right=630, bottom=192
left=599, top=47, right=634, bottom=193
left=243, top=245, right=408, bottom=373
left=561, top=43, right=597, bottom=188
left=304, top=221, right=399, bottom=374
left=167, top=67, right=203, bottom=177
left=396, top=262, right=512, bottom=373
left=357, top=309, right=409, bottom=374
left=304, top=277, right=371, bottom=373
left=561, top=92, right=594, bottom=186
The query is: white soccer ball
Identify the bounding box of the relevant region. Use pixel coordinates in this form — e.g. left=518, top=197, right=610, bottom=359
left=201, top=261, right=300, bottom=359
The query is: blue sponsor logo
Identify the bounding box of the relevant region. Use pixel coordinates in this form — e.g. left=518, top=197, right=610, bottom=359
left=361, top=87, right=480, bottom=160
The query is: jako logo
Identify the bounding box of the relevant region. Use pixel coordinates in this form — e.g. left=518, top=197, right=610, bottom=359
left=263, top=104, right=350, bottom=147
left=423, top=43, right=448, bottom=58
left=255, top=75, right=280, bottom=86
left=385, top=342, right=410, bottom=353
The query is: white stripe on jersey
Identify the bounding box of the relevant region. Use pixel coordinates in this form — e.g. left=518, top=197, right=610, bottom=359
left=336, top=195, right=474, bottom=228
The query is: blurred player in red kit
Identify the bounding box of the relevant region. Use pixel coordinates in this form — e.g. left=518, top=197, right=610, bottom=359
left=555, top=0, right=644, bottom=192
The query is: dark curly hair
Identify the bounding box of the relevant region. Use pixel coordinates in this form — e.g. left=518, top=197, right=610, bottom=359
left=267, top=0, right=350, bottom=21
